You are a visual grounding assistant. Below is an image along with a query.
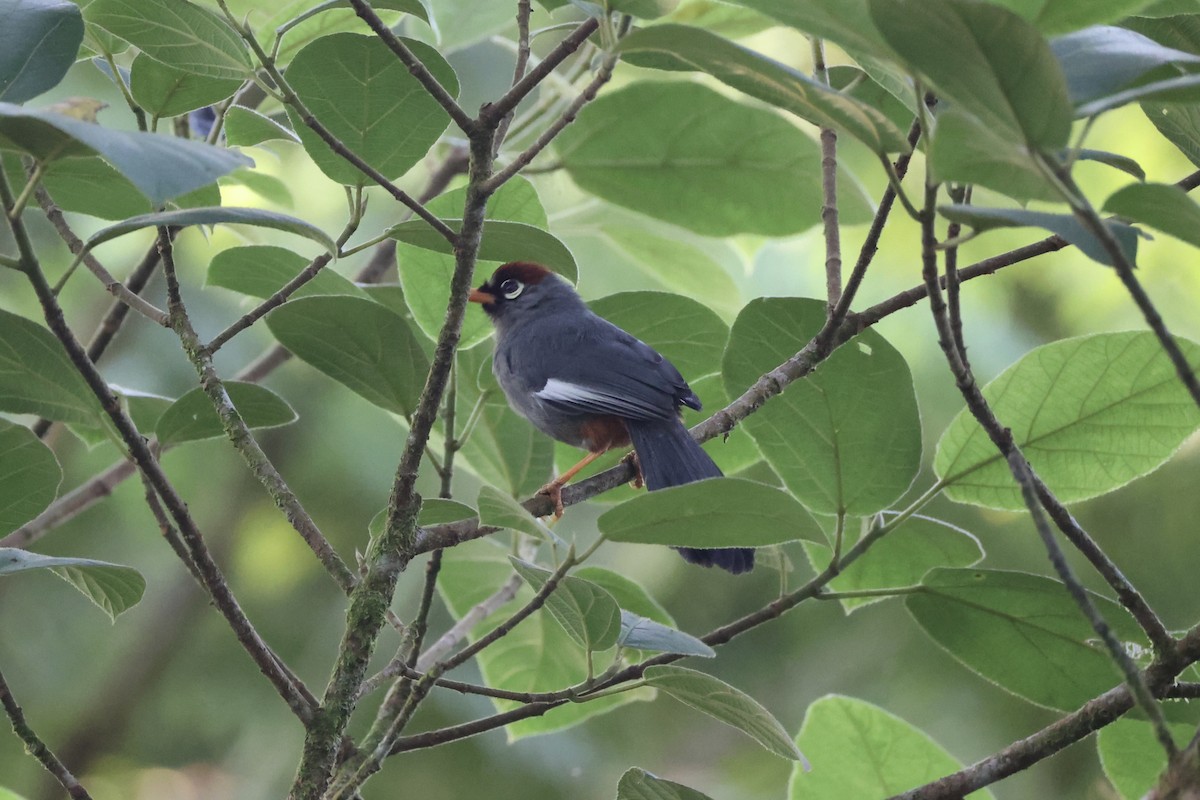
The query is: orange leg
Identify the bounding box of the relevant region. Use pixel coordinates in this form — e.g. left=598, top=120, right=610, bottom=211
left=540, top=450, right=605, bottom=517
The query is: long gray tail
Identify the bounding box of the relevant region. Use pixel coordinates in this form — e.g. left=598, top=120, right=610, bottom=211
left=626, top=417, right=754, bottom=575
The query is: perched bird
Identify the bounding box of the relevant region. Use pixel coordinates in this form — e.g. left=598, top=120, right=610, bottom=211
left=468, top=261, right=754, bottom=574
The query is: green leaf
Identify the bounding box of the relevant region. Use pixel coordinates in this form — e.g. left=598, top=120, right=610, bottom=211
left=1098, top=718, right=1192, bottom=799
left=934, top=331, right=1200, bottom=510
left=437, top=540, right=653, bottom=739
left=937, top=204, right=1140, bottom=267
left=0, top=421, right=61, bottom=536
left=869, top=0, right=1071, bottom=149
left=789, top=695, right=994, bottom=799
left=0, top=102, right=251, bottom=205
left=573, top=566, right=673, bottom=625
left=2, top=151, right=219, bottom=220
left=285, top=32, right=458, bottom=186
left=907, top=568, right=1147, bottom=710
left=591, top=291, right=728, bottom=381
left=1052, top=25, right=1200, bottom=109
left=722, top=0, right=888, bottom=58
left=1137, top=0, right=1200, bottom=16
left=0, top=307, right=101, bottom=424
left=598, top=477, right=824, bottom=548
left=223, top=107, right=300, bottom=146
left=266, top=296, right=429, bottom=417
left=0, top=547, right=145, bottom=620
left=218, top=168, right=293, bottom=208
left=86, top=206, right=335, bottom=255
left=619, top=612, right=715, bottom=657
left=477, top=485, right=552, bottom=541
left=803, top=515, right=984, bottom=612
left=1078, top=76, right=1200, bottom=118
left=617, top=768, right=715, bottom=800
left=557, top=81, right=871, bottom=237
left=618, top=24, right=909, bottom=154
left=828, top=64, right=916, bottom=132
left=609, top=0, right=679, bottom=19
left=722, top=297, right=922, bottom=516
left=154, top=381, right=297, bottom=445
left=1073, top=149, right=1146, bottom=181
left=1103, top=181, right=1200, bottom=248
left=996, top=0, right=1165, bottom=34
left=84, top=0, right=251, bottom=79
left=1143, top=100, right=1200, bottom=168
left=398, top=175, right=548, bottom=348
left=654, top=0, right=777, bottom=39
left=592, top=224, right=743, bottom=319
left=0, top=0, right=84, bottom=103
left=644, top=665, right=806, bottom=761
left=510, top=557, right=622, bottom=652
left=129, top=52, right=241, bottom=118
left=454, top=344, right=555, bottom=498
left=388, top=219, right=576, bottom=283
left=459, top=404, right=555, bottom=497
left=117, top=385, right=173, bottom=434
left=207, top=245, right=365, bottom=300
left=0, top=787, right=31, bottom=800
left=416, top=498, right=476, bottom=526
left=929, top=107, right=1059, bottom=202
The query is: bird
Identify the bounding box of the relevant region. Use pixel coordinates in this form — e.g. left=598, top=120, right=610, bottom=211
left=468, top=261, right=754, bottom=575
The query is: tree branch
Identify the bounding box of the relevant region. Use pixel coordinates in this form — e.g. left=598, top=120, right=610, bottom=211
left=0, top=666, right=93, bottom=800
left=890, top=624, right=1200, bottom=800
left=216, top=0, right=457, bottom=244
left=346, top=0, right=475, bottom=134
left=0, top=170, right=316, bottom=724
left=918, top=176, right=1177, bottom=759
left=480, top=18, right=600, bottom=125
left=485, top=48, right=619, bottom=193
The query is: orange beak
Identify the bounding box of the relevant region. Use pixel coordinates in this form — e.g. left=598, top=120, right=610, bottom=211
left=468, top=288, right=495, bottom=305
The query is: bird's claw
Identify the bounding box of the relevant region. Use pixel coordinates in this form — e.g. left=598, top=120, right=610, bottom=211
left=621, top=451, right=644, bottom=490
left=538, top=481, right=566, bottom=518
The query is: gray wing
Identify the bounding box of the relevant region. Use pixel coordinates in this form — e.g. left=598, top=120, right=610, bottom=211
left=511, top=314, right=699, bottom=421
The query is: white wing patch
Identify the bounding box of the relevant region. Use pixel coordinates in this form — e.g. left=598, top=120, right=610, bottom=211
left=534, top=378, right=613, bottom=405
left=533, top=377, right=663, bottom=418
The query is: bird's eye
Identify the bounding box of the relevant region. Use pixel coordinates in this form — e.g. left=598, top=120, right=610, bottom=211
left=500, top=279, right=524, bottom=299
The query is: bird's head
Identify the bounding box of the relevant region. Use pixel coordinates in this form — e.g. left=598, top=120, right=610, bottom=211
left=468, top=262, right=580, bottom=327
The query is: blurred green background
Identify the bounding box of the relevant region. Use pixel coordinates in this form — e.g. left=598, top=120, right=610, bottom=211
left=2, top=2, right=1199, bottom=799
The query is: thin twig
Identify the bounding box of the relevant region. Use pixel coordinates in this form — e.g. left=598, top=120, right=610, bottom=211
left=416, top=573, right=522, bottom=671
left=480, top=18, right=600, bottom=125
left=892, top=624, right=1200, bottom=799
left=440, top=554, right=571, bottom=673
left=918, top=177, right=1177, bottom=759
left=0, top=666, right=93, bottom=800
left=4, top=150, right=468, bottom=551
left=810, top=38, right=841, bottom=314
left=492, top=0, right=533, bottom=152
left=289, top=119, right=500, bottom=800
left=0, top=170, right=316, bottom=724
left=394, top=516, right=897, bottom=753
left=346, top=0, right=475, bottom=134
left=485, top=50, right=619, bottom=193
left=31, top=182, right=168, bottom=326
left=205, top=212, right=361, bottom=354
left=158, top=230, right=359, bottom=595
left=216, top=0, right=457, bottom=243
left=1053, top=161, right=1200, bottom=410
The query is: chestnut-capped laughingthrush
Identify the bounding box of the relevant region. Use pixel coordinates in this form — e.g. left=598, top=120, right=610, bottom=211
left=469, top=262, right=753, bottom=574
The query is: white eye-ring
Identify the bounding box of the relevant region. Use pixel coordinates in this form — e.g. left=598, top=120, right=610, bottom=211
left=500, top=278, right=524, bottom=299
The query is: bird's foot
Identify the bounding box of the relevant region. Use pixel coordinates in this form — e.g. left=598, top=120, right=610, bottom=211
left=537, top=480, right=567, bottom=518
left=621, top=451, right=644, bottom=490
